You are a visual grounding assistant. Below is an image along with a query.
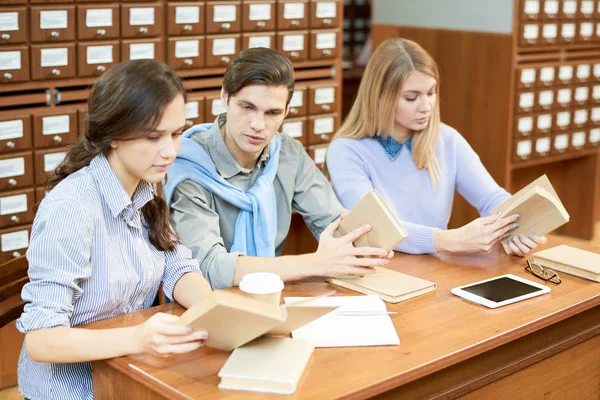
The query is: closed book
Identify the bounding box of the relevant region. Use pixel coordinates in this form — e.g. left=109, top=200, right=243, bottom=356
left=334, top=190, right=408, bottom=254
left=218, top=336, right=314, bottom=394
left=491, top=175, right=569, bottom=255
left=533, top=245, right=600, bottom=283
left=178, top=291, right=338, bottom=351
left=326, top=267, right=436, bottom=303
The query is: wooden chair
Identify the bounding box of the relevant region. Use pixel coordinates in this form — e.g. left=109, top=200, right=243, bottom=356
left=0, top=256, right=28, bottom=329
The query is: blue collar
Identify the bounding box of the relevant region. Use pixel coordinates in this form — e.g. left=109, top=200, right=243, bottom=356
left=376, top=135, right=413, bottom=159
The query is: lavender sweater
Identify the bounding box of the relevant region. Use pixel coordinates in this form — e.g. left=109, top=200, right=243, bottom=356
left=326, top=124, right=510, bottom=254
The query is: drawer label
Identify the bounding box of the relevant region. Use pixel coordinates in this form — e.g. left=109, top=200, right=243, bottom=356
left=538, top=90, right=553, bottom=106
left=314, top=87, right=335, bottom=104
left=213, top=5, right=236, bottom=22
left=517, top=116, right=533, bottom=133
left=1, top=230, right=28, bottom=252
left=284, top=3, right=305, bottom=19
left=44, top=152, right=67, bottom=172
left=86, top=45, right=113, bottom=64
left=581, top=1, right=595, bottom=14
left=313, top=146, right=327, bottom=164
left=283, top=34, right=304, bottom=51
left=554, top=134, right=569, bottom=150
left=86, top=9, right=113, bottom=28
left=580, top=22, right=593, bottom=37
left=535, top=137, right=551, bottom=153
left=314, top=117, right=334, bottom=134
left=290, top=90, right=304, bottom=108
left=517, top=140, right=532, bottom=156
left=559, top=65, right=573, bottom=80
left=211, top=99, right=226, bottom=116
left=40, top=48, right=68, bottom=67
left=519, top=92, right=534, bottom=109
left=0, top=120, right=23, bottom=141
left=0, top=193, right=27, bottom=216
left=542, top=24, right=557, bottom=39
left=130, top=8, right=155, bottom=26
left=577, top=64, right=591, bottom=79
left=572, top=132, right=586, bottom=147
left=575, top=109, right=589, bottom=124
left=557, top=88, right=571, bottom=103
left=520, top=68, right=535, bottom=84
left=590, top=128, right=600, bottom=143
left=282, top=121, right=303, bottom=138
left=316, top=2, right=337, bottom=18
left=248, top=36, right=272, bottom=49
left=537, top=114, right=552, bottom=130
left=0, top=51, right=21, bottom=71
left=0, top=157, right=24, bottom=179
left=556, top=111, right=571, bottom=127
left=212, top=38, right=236, bottom=55
left=249, top=4, right=271, bottom=21
left=40, top=10, right=68, bottom=30
left=175, top=40, right=199, bottom=58
left=563, top=0, right=577, bottom=14
left=544, top=0, right=559, bottom=14
left=561, top=23, right=576, bottom=38
left=539, top=67, right=554, bottom=82
left=185, top=101, right=199, bottom=119
left=574, top=87, right=589, bottom=102
left=129, top=43, right=154, bottom=60
left=175, top=6, right=200, bottom=24
left=0, top=12, right=19, bottom=32
left=523, top=24, right=538, bottom=40
left=42, top=115, right=70, bottom=136
left=316, top=32, right=336, bottom=49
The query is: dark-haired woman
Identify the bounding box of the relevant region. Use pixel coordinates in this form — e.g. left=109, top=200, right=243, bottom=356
left=16, top=60, right=212, bottom=400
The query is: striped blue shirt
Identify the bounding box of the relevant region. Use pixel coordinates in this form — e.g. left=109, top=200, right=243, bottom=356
left=16, top=154, right=203, bottom=400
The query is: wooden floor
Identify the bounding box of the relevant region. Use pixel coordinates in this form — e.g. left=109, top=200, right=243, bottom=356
left=1, top=222, right=600, bottom=400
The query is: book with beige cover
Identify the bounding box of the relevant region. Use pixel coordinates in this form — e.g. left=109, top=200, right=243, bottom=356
left=218, top=336, right=314, bottom=394
left=326, top=267, right=436, bottom=303
left=178, top=291, right=338, bottom=350
left=334, top=190, right=408, bottom=254
left=533, top=245, right=600, bottom=283
left=491, top=175, right=570, bottom=255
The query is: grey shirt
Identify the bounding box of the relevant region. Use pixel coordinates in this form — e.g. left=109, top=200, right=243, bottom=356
left=169, top=115, right=344, bottom=289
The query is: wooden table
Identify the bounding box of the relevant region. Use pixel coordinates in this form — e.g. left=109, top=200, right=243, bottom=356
left=89, top=236, right=600, bottom=399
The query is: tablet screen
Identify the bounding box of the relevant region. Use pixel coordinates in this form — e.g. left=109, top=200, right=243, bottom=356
left=460, top=277, right=544, bottom=303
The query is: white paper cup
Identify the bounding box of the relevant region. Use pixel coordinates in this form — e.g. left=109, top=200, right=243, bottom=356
left=239, top=272, right=284, bottom=307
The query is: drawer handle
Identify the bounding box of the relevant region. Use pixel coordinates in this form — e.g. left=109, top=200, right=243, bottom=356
left=97, top=29, right=106, bottom=36
left=257, top=21, right=266, bottom=28
left=184, top=59, right=193, bottom=65
left=290, top=51, right=299, bottom=58
left=10, top=216, right=19, bottom=223
left=1, top=33, right=10, bottom=40
left=323, top=49, right=332, bottom=55
left=51, top=31, right=60, bottom=38
left=51, top=69, right=61, bottom=76
left=322, top=104, right=331, bottom=111
left=221, top=23, right=231, bottom=29
left=185, top=120, right=193, bottom=127
left=97, top=65, right=106, bottom=72
left=221, top=56, right=230, bottom=63
left=323, top=19, right=332, bottom=25
left=6, top=141, right=15, bottom=149
left=8, top=179, right=17, bottom=186
left=183, top=25, right=193, bottom=31
left=291, top=20, right=300, bottom=26
left=3, top=72, right=12, bottom=79
left=53, top=135, right=63, bottom=143
left=12, top=251, right=21, bottom=258
left=290, top=107, right=298, bottom=114
left=139, top=27, right=148, bottom=34
left=320, top=134, right=329, bottom=140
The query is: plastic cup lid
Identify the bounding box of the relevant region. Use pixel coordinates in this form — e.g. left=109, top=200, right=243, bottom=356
left=239, top=272, right=284, bottom=295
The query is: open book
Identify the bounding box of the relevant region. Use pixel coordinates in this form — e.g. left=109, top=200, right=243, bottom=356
left=218, top=336, right=314, bottom=394
left=491, top=175, right=569, bottom=254
left=326, top=267, right=436, bottom=303
left=533, top=245, right=600, bottom=283
left=335, top=189, right=408, bottom=255
left=178, top=291, right=338, bottom=351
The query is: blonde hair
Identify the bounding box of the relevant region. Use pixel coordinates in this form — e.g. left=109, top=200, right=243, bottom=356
left=333, top=38, right=441, bottom=185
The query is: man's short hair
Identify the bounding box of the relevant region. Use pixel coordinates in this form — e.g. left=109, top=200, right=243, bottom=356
left=222, top=48, right=295, bottom=105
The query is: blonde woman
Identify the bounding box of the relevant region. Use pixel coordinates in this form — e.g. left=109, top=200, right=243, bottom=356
left=326, top=39, right=547, bottom=256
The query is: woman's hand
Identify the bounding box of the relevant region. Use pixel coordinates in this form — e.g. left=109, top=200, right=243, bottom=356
left=133, top=312, right=208, bottom=356
left=434, top=213, right=519, bottom=253
left=506, top=233, right=548, bottom=257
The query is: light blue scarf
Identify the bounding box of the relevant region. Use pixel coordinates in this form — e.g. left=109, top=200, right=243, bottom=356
left=163, top=123, right=281, bottom=257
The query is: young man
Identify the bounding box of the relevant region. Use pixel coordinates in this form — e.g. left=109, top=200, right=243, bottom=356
left=164, top=48, right=391, bottom=290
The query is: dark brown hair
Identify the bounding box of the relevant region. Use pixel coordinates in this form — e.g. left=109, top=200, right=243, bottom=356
left=222, top=48, right=295, bottom=104
left=48, top=59, right=187, bottom=251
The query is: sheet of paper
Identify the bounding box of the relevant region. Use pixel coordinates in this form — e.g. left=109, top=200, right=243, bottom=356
left=284, top=295, right=400, bottom=347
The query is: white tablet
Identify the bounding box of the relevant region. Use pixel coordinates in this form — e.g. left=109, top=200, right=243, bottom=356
left=451, top=274, right=551, bottom=309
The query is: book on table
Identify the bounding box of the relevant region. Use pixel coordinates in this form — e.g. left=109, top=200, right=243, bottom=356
left=533, top=244, right=600, bottom=283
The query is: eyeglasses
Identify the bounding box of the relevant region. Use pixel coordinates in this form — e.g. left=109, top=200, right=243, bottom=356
left=525, top=260, right=561, bottom=285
